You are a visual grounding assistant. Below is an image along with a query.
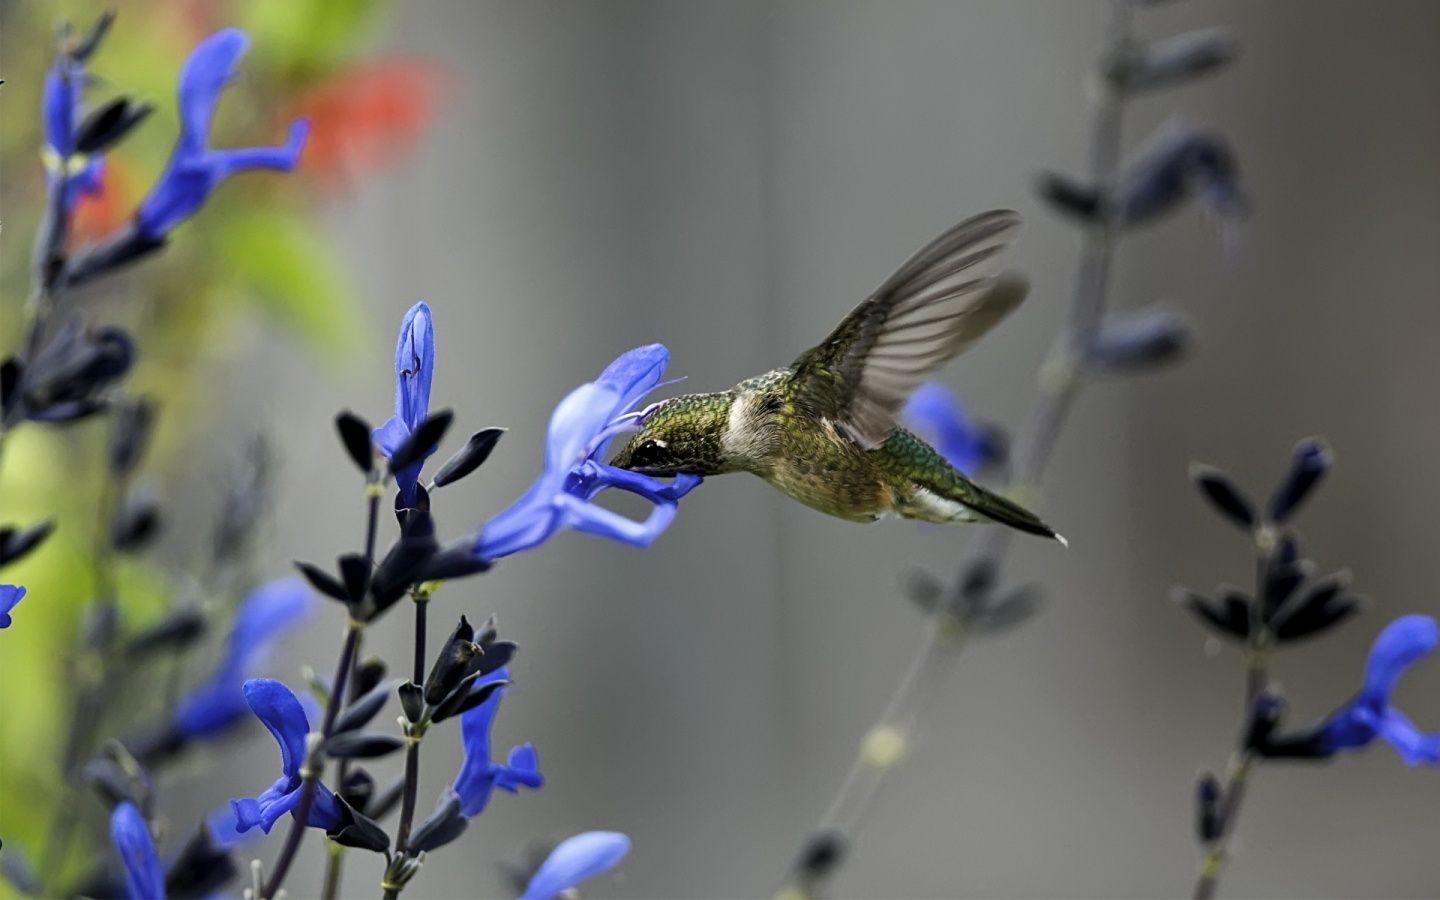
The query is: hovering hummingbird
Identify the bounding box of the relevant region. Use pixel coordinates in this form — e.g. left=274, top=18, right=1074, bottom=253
left=611, top=209, right=1063, bottom=543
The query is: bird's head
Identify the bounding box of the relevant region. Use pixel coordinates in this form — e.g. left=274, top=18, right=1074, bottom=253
left=609, top=395, right=729, bottom=476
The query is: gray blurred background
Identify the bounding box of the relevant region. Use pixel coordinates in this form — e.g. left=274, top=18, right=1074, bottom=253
left=184, top=1, right=1440, bottom=897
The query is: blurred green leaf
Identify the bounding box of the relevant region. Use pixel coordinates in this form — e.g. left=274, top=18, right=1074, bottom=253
left=240, top=0, right=390, bottom=74
left=214, top=208, right=365, bottom=360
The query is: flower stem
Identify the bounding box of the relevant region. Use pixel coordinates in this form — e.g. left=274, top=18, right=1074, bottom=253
left=322, top=628, right=366, bottom=900
left=1190, top=537, right=1274, bottom=899
left=388, top=588, right=431, bottom=897
left=262, top=485, right=381, bottom=899
left=781, top=4, right=1132, bottom=895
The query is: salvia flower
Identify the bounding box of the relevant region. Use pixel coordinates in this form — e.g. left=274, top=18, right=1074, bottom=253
left=134, top=29, right=308, bottom=240
left=451, top=668, right=543, bottom=818
left=902, top=382, right=1001, bottom=475
left=110, top=801, right=165, bottom=900
left=520, top=831, right=632, bottom=900
left=231, top=678, right=344, bottom=833
left=1311, top=615, right=1440, bottom=765
left=41, top=54, right=105, bottom=212
left=476, top=344, right=701, bottom=561
left=373, top=302, right=435, bottom=504
left=0, top=585, right=27, bottom=629
left=172, top=578, right=312, bottom=739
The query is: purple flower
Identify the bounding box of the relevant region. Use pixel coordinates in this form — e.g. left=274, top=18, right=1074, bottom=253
left=0, top=585, right=27, bottom=629
left=172, top=578, right=312, bottom=739
left=230, top=679, right=344, bottom=834
left=110, top=802, right=165, bottom=900
left=41, top=54, right=105, bottom=212
left=1313, top=615, right=1440, bottom=765
left=134, top=29, right=308, bottom=240
left=902, top=382, right=1000, bottom=476
left=521, top=831, right=632, bottom=900
left=476, top=344, right=701, bottom=561
left=450, top=668, right=542, bottom=818
left=373, top=302, right=435, bottom=505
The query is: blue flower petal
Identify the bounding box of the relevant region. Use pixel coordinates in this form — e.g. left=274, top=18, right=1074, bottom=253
left=520, top=831, right=631, bottom=900
left=494, top=743, right=544, bottom=792
left=1378, top=708, right=1440, bottom=766
left=242, top=679, right=311, bottom=779
left=0, top=585, right=27, bottom=629
left=903, top=382, right=990, bottom=475
left=173, top=579, right=312, bottom=739
left=110, top=802, right=166, bottom=900
left=134, top=29, right=308, bottom=239
left=175, top=29, right=249, bottom=157
left=1361, top=614, right=1438, bottom=706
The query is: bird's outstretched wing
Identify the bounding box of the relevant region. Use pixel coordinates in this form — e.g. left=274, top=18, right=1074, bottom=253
left=790, top=209, right=1028, bottom=449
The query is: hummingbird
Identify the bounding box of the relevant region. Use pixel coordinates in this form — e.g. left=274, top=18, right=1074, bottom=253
left=610, top=209, right=1063, bottom=543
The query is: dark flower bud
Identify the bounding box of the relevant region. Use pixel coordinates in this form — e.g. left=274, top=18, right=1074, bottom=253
left=0, top=520, right=55, bottom=567
left=327, top=796, right=391, bottom=853
left=1035, top=171, right=1103, bottom=223
left=332, top=680, right=397, bottom=735
left=429, top=675, right=509, bottom=724
left=1253, top=724, right=1336, bottom=760
left=111, top=491, right=162, bottom=553
left=353, top=657, right=389, bottom=697
left=1189, top=464, right=1256, bottom=529
left=69, top=9, right=116, bottom=62
left=407, top=797, right=469, bottom=854
left=338, top=553, right=371, bottom=604
left=1172, top=587, right=1250, bottom=640
left=1244, top=691, right=1287, bottom=751
left=796, top=829, right=847, bottom=881
left=107, top=397, right=156, bottom=477
left=971, top=583, right=1045, bottom=634
left=1272, top=573, right=1361, bottom=643
left=393, top=484, right=431, bottom=521
left=433, top=427, right=506, bottom=488
left=63, top=225, right=167, bottom=290
left=1105, top=28, right=1238, bottom=95
left=335, top=411, right=375, bottom=474
left=398, top=681, right=425, bottom=723
left=1119, top=123, right=1245, bottom=229
left=22, top=321, right=135, bottom=422
left=163, top=823, right=237, bottom=899
left=901, top=567, right=945, bottom=614
left=295, top=560, right=349, bottom=604
left=1261, top=557, right=1313, bottom=619
left=74, top=97, right=154, bottom=156
left=125, top=606, right=206, bottom=659
left=365, top=511, right=440, bottom=619
left=389, top=409, right=454, bottom=476
left=1267, top=437, right=1332, bottom=523
left=1194, top=772, right=1223, bottom=843
left=1083, top=308, right=1191, bottom=373
left=425, top=617, right=481, bottom=705
left=322, top=731, right=405, bottom=759
left=339, top=769, right=376, bottom=815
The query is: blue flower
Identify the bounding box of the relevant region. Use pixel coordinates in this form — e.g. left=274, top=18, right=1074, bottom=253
left=110, top=801, right=165, bottom=900
left=41, top=55, right=105, bottom=212
left=476, top=344, right=702, bottom=561
left=373, top=302, right=435, bottom=505
left=134, top=29, right=308, bottom=240
left=0, top=585, right=27, bottom=629
left=902, top=382, right=999, bottom=476
left=172, top=578, right=312, bottom=739
left=450, top=668, right=543, bottom=818
left=230, top=678, right=344, bottom=834
left=520, top=831, right=632, bottom=900
left=1314, top=614, right=1440, bottom=765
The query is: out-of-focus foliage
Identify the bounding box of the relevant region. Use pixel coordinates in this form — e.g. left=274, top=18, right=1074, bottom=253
left=0, top=0, right=442, bottom=883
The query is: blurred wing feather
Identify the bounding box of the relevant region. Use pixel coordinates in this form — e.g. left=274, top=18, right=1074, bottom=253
left=792, top=210, right=1028, bottom=448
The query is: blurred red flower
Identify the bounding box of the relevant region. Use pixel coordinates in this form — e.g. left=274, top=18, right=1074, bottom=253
left=288, top=58, right=447, bottom=188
